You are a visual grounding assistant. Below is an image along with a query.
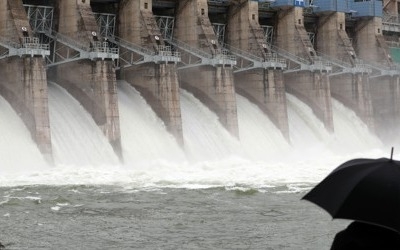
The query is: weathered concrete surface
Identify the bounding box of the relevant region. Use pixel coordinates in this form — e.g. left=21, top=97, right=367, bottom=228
left=54, top=0, right=122, bottom=160
left=276, top=6, right=334, bottom=132
left=316, top=12, right=375, bottom=132
left=383, top=0, right=397, bottom=15
left=368, top=77, right=400, bottom=143
left=353, top=17, right=400, bottom=142
left=226, top=0, right=289, bottom=141
left=118, top=0, right=183, bottom=145
left=174, top=0, right=239, bottom=138
left=355, top=17, right=391, bottom=65
left=0, top=0, right=52, bottom=163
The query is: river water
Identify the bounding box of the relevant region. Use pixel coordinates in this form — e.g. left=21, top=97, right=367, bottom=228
left=0, top=82, right=390, bottom=249
left=1, top=184, right=349, bottom=250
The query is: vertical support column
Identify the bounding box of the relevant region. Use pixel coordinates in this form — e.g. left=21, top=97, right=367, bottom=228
left=118, top=0, right=183, bottom=146
left=354, top=17, right=400, bottom=142
left=0, top=0, right=52, bottom=163
left=355, top=17, right=390, bottom=65
left=276, top=6, right=334, bottom=132
left=174, top=0, right=239, bottom=138
left=55, top=0, right=122, bottom=160
left=226, top=0, right=289, bottom=141
left=316, top=12, right=375, bottom=132
left=369, top=76, right=400, bottom=143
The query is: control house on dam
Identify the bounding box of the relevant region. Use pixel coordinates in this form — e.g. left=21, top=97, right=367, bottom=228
left=0, top=0, right=399, bottom=163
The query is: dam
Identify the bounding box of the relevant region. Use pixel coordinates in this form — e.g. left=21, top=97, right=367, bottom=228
left=0, top=0, right=398, bottom=164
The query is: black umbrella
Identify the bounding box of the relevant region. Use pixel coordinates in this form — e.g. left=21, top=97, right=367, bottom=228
left=302, top=149, right=400, bottom=233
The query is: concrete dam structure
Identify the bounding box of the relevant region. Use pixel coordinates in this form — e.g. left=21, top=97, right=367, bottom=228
left=0, top=0, right=399, bottom=163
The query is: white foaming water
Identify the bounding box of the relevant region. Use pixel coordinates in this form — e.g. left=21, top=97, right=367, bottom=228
left=287, top=94, right=331, bottom=150
left=48, top=82, right=119, bottom=166
left=118, top=81, right=186, bottom=164
left=236, top=94, right=291, bottom=161
left=0, top=87, right=387, bottom=189
left=181, top=90, right=243, bottom=161
left=287, top=94, right=382, bottom=156
left=330, top=99, right=382, bottom=153
left=0, top=96, right=47, bottom=173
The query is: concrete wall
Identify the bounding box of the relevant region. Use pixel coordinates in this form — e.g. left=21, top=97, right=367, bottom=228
left=330, top=74, right=375, bottom=132
left=383, top=0, right=397, bottom=15
left=54, top=0, right=122, bottom=160
left=353, top=16, right=400, bottom=142
left=0, top=0, right=52, bottom=163
left=118, top=0, right=183, bottom=145
left=174, top=0, right=239, bottom=138
left=316, top=12, right=375, bottom=132
left=355, top=17, right=390, bottom=65
left=226, top=0, right=289, bottom=140
left=276, top=6, right=334, bottom=132
left=369, top=76, right=400, bottom=143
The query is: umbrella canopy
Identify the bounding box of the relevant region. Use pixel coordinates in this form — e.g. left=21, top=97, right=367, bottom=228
left=303, top=156, right=400, bottom=233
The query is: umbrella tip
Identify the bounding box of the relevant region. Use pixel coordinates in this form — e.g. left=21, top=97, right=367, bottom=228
left=391, top=147, right=394, bottom=161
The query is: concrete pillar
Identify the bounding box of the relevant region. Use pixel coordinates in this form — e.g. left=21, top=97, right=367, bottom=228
left=226, top=0, right=289, bottom=141
left=0, top=0, right=52, bottom=163
left=276, top=6, right=334, bottom=132
left=354, top=16, right=400, bottom=142
left=316, top=12, right=375, bottom=132
left=355, top=17, right=390, bottom=66
left=118, top=0, right=183, bottom=146
left=369, top=76, right=400, bottom=143
left=174, top=0, right=239, bottom=138
left=54, top=0, right=122, bottom=160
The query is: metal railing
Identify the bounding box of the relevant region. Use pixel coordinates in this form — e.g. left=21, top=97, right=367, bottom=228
left=166, top=37, right=212, bottom=59
left=166, top=38, right=236, bottom=67
left=0, top=36, right=50, bottom=58
left=107, top=35, right=156, bottom=56
left=367, top=61, right=400, bottom=77
left=225, top=43, right=286, bottom=64
left=270, top=45, right=312, bottom=65
left=46, top=30, right=89, bottom=52
left=214, top=48, right=236, bottom=61
left=91, top=41, right=119, bottom=54
left=22, top=37, right=50, bottom=50
left=157, top=45, right=180, bottom=58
